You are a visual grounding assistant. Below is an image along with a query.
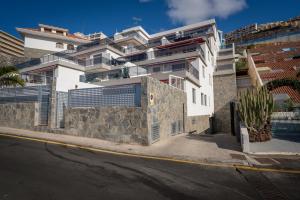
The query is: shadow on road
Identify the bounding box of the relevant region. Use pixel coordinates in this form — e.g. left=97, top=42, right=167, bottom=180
left=185, top=133, right=242, bottom=152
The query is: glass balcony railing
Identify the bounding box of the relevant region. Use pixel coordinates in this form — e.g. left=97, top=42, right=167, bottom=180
left=125, top=44, right=205, bottom=63
left=16, top=53, right=113, bottom=69
left=84, top=62, right=199, bottom=83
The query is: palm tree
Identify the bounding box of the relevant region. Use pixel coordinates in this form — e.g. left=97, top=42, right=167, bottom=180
left=0, top=66, right=24, bottom=87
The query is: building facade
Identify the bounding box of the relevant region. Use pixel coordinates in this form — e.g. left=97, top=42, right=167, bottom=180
left=6, top=19, right=237, bottom=144
left=17, top=24, right=90, bottom=58
left=0, top=30, right=24, bottom=57
left=225, top=15, right=300, bottom=46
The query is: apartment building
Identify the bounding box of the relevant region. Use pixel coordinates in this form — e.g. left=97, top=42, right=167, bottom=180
left=225, top=15, right=300, bottom=46
left=0, top=30, right=24, bottom=57
left=13, top=19, right=231, bottom=139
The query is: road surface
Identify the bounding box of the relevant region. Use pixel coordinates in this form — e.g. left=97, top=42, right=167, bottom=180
left=0, top=135, right=299, bottom=200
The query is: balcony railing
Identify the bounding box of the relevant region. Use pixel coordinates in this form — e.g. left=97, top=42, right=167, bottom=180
left=84, top=62, right=199, bottom=83
left=16, top=53, right=113, bottom=70
left=77, top=38, right=125, bottom=53
left=125, top=44, right=205, bottom=63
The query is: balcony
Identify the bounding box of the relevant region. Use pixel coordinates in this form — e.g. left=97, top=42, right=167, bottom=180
left=84, top=62, right=200, bottom=86
left=17, top=53, right=114, bottom=72
left=114, top=33, right=148, bottom=46
left=125, top=43, right=205, bottom=64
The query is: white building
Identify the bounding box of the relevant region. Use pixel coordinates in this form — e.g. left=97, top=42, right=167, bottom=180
left=17, top=24, right=90, bottom=58
left=17, top=19, right=225, bottom=131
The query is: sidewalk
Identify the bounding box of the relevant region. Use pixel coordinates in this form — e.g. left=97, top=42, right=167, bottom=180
left=0, top=126, right=248, bottom=166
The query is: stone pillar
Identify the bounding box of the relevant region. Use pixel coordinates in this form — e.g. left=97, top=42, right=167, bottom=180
left=48, top=78, right=57, bottom=129
left=213, top=72, right=237, bottom=133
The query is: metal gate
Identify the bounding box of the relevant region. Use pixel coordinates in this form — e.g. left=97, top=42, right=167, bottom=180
left=56, top=92, right=68, bottom=128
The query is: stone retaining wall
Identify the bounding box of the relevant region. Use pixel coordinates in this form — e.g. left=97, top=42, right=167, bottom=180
left=185, top=115, right=210, bottom=134
left=64, top=107, right=148, bottom=145
left=143, top=77, right=186, bottom=143
left=64, top=77, right=187, bottom=145
left=0, top=102, right=39, bottom=130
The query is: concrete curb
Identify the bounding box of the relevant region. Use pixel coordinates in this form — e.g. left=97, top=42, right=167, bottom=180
left=1, top=127, right=300, bottom=174
left=0, top=131, right=244, bottom=168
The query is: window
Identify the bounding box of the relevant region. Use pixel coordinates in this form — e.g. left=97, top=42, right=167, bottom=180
left=202, top=65, right=205, bottom=78
left=192, top=88, right=196, bottom=104
left=172, top=63, right=185, bottom=71
left=56, top=31, right=64, bottom=35
left=153, top=67, right=161, bottom=73
left=67, top=44, right=75, bottom=50
left=204, top=95, right=207, bottom=106
left=201, top=93, right=204, bottom=105
left=56, top=42, right=64, bottom=49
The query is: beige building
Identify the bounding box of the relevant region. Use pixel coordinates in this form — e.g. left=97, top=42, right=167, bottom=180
left=0, top=30, right=24, bottom=57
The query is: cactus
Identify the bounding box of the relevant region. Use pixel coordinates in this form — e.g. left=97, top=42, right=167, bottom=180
left=238, top=86, right=274, bottom=142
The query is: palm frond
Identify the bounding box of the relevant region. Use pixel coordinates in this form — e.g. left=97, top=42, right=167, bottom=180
left=0, top=66, right=19, bottom=76
left=0, top=66, right=24, bottom=87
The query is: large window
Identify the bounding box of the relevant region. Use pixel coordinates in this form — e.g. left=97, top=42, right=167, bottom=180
left=56, top=42, right=64, bottom=49
left=201, top=93, right=204, bottom=105
left=192, top=88, right=196, bottom=104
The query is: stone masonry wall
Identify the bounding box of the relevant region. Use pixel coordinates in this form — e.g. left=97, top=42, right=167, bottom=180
left=0, top=102, right=39, bottom=130
left=142, top=77, right=187, bottom=143
left=213, top=73, right=237, bottom=133
left=64, top=107, right=148, bottom=145
left=64, top=77, right=186, bottom=145
left=185, top=115, right=210, bottom=134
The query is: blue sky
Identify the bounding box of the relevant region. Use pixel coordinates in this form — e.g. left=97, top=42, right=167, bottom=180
left=1, top=0, right=299, bottom=39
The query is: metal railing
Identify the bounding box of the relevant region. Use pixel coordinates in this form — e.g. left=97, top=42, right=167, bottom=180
left=84, top=62, right=199, bottom=83
left=126, top=44, right=205, bottom=63
left=68, top=84, right=141, bottom=108
left=0, top=85, right=51, bottom=125
left=17, top=53, right=114, bottom=69
left=77, top=38, right=125, bottom=53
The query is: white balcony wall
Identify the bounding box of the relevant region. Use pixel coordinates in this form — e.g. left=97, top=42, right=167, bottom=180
left=24, top=36, right=77, bottom=52
left=55, top=66, right=100, bottom=92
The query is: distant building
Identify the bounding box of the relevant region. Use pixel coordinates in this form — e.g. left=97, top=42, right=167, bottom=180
left=17, top=24, right=90, bottom=58
left=0, top=30, right=24, bottom=57
left=225, top=16, right=300, bottom=46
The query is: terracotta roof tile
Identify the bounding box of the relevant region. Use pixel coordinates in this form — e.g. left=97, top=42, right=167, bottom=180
left=271, top=86, right=300, bottom=103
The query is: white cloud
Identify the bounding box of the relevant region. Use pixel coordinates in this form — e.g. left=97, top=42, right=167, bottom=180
left=166, top=0, right=247, bottom=25
left=132, top=16, right=142, bottom=22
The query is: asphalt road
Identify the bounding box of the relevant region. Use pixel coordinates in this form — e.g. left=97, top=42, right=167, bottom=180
left=0, top=135, right=299, bottom=200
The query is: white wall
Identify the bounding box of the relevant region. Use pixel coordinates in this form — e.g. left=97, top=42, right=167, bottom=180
left=55, top=66, right=100, bottom=92
left=24, top=36, right=78, bottom=52
left=186, top=57, right=214, bottom=117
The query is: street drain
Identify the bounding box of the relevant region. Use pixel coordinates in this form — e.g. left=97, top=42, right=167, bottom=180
left=230, top=153, right=247, bottom=160
left=236, top=169, right=288, bottom=200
